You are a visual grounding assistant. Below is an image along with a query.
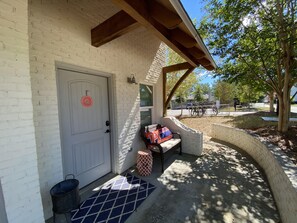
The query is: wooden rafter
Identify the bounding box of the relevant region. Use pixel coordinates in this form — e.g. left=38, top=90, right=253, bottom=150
left=91, top=10, right=139, bottom=47
left=149, top=2, right=182, bottom=29
left=188, top=47, right=205, bottom=59
left=163, top=63, right=195, bottom=116
left=198, top=58, right=212, bottom=66
left=90, top=0, right=215, bottom=70
left=204, top=65, right=215, bottom=71
left=170, top=28, right=196, bottom=48
left=112, top=0, right=208, bottom=67
left=162, top=62, right=193, bottom=74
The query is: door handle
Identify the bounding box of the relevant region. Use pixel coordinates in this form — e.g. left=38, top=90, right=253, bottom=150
left=105, top=129, right=110, bottom=133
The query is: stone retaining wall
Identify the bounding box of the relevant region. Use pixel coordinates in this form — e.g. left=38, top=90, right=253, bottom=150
left=162, top=117, right=203, bottom=156
left=211, top=124, right=297, bottom=223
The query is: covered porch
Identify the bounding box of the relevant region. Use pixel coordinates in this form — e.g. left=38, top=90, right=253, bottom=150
left=47, top=137, right=279, bottom=223
left=0, top=0, right=216, bottom=222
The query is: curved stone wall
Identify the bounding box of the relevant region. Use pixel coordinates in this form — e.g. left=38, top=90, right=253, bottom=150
left=161, top=116, right=203, bottom=156
left=211, top=124, right=297, bottom=223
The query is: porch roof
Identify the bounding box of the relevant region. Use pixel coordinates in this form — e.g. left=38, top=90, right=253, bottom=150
left=91, top=0, right=216, bottom=71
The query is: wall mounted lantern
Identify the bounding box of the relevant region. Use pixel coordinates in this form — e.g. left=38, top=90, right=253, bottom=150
left=127, top=74, right=138, bottom=84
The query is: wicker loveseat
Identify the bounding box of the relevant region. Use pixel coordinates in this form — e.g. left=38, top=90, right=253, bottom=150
left=140, top=124, right=182, bottom=172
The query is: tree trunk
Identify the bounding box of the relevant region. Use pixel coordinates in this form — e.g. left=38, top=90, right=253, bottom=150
left=180, top=102, right=183, bottom=116
left=277, top=92, right=290, bottom=132
left=269, top=91, right=274, bottom=112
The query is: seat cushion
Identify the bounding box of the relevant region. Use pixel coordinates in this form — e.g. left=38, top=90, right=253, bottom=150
left=149, top=138, right=181, bottom=153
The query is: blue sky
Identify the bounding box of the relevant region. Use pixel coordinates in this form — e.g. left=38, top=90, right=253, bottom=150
left=180, top=0, right=218, bottom=86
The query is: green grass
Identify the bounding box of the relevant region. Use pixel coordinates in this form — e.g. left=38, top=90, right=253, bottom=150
left=255, top=107, right=270, bottom=111
left=225, top=113, right=277, bottom=129
left=218, top=106, right=269, bottom=112
left=224, top=111, right=297, bottom=129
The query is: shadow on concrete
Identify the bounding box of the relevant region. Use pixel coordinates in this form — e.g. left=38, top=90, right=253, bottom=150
left=127, top=139, right=280, bottom=223
left=47, top=139, right=280, bottom=223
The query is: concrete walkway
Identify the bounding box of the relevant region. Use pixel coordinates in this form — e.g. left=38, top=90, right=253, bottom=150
left=167, top=108, right=257, bottom=117
left=128, top=137, right=280, bottom=223
left=49, top=136, right=281, bottom=223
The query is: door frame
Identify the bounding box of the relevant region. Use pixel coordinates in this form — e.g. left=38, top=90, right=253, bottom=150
left=55, top=62, right=118, bottom=179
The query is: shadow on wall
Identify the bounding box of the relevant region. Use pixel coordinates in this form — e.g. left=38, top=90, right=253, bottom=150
left=118, top=43, right=166, bottom=173
left=0, top=180, right=8, bottom=223
left=117, top=96, right=141, bottom=173
left=134, top=140, right=280, bottom=223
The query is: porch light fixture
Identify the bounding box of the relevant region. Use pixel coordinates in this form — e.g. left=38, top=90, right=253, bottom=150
left=127, top=74, right=138, bottom=84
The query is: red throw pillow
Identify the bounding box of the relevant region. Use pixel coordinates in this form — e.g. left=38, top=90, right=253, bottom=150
left=145, top=130, right=161, bottom=144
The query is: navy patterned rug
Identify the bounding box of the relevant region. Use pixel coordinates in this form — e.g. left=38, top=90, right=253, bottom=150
left=71, top=173, right=156, bottom=223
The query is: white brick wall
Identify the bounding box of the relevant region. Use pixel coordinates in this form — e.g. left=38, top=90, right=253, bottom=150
left=29, top=0, right=165, bottom=219
left=211, top=124, right=297, bottom=223
left=161, top=116, right=203, bottom=155
left=0, top=0, right=44, bottom=222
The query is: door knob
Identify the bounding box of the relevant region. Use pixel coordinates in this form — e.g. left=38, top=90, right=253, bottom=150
left=105, top=129, right=110, bottom=133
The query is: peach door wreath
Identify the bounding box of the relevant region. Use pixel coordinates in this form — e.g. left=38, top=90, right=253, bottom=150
left=137, top=150, right=153, bottom=176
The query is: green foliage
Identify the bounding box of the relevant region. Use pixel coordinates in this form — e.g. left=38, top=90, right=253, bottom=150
left=200, top=0, right=296, bottom=90
left=193, top=85, right=204, bottom=102
left=213, top=80, right=236, bottom=104
left=213, top=80, right=265, bottom=104
left=236, top=83, right=265, bottom=103
left=193, top=83, right=211, bottom=102
left=199, top=0, right=297, bottom=131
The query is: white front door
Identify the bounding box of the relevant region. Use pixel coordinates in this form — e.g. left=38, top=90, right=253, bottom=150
left=57, top=68, right=111, bottom=188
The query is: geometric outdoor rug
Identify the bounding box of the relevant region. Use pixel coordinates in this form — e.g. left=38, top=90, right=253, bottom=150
left=71, top=173, right=156, bottom=223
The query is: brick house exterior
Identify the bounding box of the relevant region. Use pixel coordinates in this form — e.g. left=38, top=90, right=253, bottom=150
left=0, top=0, right=213, bottom=222
left=1, top=0, right=165, bottom=221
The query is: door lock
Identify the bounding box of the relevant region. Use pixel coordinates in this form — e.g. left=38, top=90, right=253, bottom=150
left=105, top=121, right=110, bottom=126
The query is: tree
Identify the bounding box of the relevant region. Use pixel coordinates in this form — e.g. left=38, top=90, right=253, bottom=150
left=193, top=85, right=204, bottom=102
left=217, top=61, right=274, bottom=110
left=213, top=80, right=236, bottom=104
left=236, top=83, right=264, bottom=104
left=200, top=0, right=297, bottom=132
left=193, top=83, right=211, bottom=102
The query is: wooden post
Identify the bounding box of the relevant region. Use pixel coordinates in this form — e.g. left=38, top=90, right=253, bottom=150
left=164, top=67, right=195, bottom=110
left=163, top=69, right=167, bottom=116
left=162, top=63, right=196, bottom=116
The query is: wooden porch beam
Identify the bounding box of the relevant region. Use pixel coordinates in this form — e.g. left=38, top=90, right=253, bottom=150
left=199, top=57, right=212, bottom=66
left=163, top=67, right=195, bottom=116
left=163, top=62, right=194, bottom=115
left=204, top=65, right=215, bottom=71
left=91, top=10, right=139, bottom=47
left=170, top=28, right=197, bottom=48
left=162, top=62, right=193, bottom=74
left=163, top=66, right=167, bottom=116
left=149, top=2, right=182, bottom=29
left=112, top=0, right=199, bottom=67
left=188, top=47, right=205, bottom=59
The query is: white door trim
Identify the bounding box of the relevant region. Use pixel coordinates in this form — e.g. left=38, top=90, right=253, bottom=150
left=55, top=62, right=118, bottom=176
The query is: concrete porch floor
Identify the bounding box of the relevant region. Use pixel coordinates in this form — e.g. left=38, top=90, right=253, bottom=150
left=48, top=137, right=280, bottom=223
left=125, top=137, right=280, bottom=223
